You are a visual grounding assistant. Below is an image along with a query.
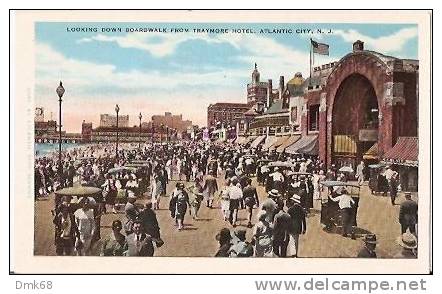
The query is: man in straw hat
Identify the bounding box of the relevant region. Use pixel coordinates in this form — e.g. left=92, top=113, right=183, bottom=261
left=357, top=234, right=378, bottom=258
left=259, top=189, right=279, bottom=223
left=394, top=231, right=417, bottom=258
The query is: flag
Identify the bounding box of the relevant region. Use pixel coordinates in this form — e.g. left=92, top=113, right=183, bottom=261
left=311, top=39, right=329, bottom=55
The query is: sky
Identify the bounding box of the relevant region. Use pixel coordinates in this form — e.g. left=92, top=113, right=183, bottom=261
left=35, top=22, right=418, bottom=133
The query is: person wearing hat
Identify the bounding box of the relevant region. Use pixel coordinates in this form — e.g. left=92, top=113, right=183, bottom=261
left=139, top=201, right=162, bottom=246
left=169, top=182, right=190, bottom=231
left=215, top=228, right=233, bottom=257
left=202, top=172, right=218, bottom=208
left=227, top=178, right=243, bottom=227
left=357, top=234, right=378, bottom=258
left=124, top=218, right=155, bottom=257
left=229, top=229, right=254, bottom=257
left=53, top=199, right=79, bottom=256
left=272, top=198, right=291, bottom=257
left=394, top=231, right=417, bottom=258
left=260, top=190, right=278, bottom=223
left=188, top=184, right=204, bottom=220
left=73, top=197, right=96, bottom=256
left=399, top=192, right=418, bottom=235
left=124, top=191, right=139, bottom=235
left=243, top=178, right=260, bottom=228
left=286, top=194, right=306, bottom=257
left=269, top=167, right=285, bottom=193
left=101, top=220, right=126, bottom=256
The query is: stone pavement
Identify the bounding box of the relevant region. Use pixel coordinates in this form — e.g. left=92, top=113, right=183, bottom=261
left=34, top=175, right=415, bottom=258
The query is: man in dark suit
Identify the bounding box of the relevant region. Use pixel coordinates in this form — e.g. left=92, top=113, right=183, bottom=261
left=243, top=178, right=260, bottom=228
left=287, top=195, right=306, bottom=257
left=124, top=219, right=154, bottom=256
left=202, top=173, right=218, bottom=208
left=272, top=198, right=291, bottom=257
left=399, top=192, right=418, bottom=235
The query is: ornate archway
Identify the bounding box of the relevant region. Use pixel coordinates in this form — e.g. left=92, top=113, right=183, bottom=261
left=318, top=51, right=403, bottom=167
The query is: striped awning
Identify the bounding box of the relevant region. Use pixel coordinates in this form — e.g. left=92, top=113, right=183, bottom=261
left=235, top=136, right=247, bottom=145
left=268, top=136, right=289, bottom=151
left=250, top=135, right=266, bottom=148
left=276, top=135, right=301, bottom=153
left=333, top=135, right=357, bottom=154
left=285, top=135, right=318, bottom=155
left=261, top=136, right=279, bottom=151
left=363, top=142, right=378, bottom=160
left=246, top=136, right=257, bottom=144
left=382, top=137, right=418, bottom=167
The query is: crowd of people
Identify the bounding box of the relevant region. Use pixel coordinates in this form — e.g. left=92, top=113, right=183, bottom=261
left=37, top=139, right=417, bottom=258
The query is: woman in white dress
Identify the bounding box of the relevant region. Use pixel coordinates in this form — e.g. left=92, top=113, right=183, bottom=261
left=218, top=179, right=231, bottom=221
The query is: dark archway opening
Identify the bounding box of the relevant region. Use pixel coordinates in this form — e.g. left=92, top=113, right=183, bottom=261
left=331, top=74, right=379, bottom=168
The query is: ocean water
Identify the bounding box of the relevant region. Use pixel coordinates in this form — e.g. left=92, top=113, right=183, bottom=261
left=34, top=142, right=84, bottom=157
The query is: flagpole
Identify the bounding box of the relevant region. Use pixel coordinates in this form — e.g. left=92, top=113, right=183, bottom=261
left=309, top=38, right=312, bottom=88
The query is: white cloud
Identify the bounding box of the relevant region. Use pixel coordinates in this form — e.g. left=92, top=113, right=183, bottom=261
left=36, top=33, right=339, bottom=132
left=333, top=27, right=418, bottom=55
left=77, top=32, right=226, bottom=58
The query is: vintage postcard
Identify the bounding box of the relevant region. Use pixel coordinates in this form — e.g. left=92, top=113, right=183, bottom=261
left=11, top=10, right=432, bottom=274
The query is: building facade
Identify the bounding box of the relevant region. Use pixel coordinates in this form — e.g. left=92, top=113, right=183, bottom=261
left=247, top=63, right=269, bottom=106
left=207, top=102, right=251, bottom=129
left=149, top=112, right=192, bottom=133
left=236, top=40, right=418, bottom=175
left=100, top=114, right=129, bottom=128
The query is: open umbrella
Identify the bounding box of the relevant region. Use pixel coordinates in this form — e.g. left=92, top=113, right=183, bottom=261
left=55, top=186, right=102, bottom=196
left=339, top=166, right=354, bottom=173
left=107, top=166, right=137, bottom=174
left=124, top=163, right=149, bottom=168
left=268, top=161, right=297, bottom=168
left=130, top=160, right=149, bottom=164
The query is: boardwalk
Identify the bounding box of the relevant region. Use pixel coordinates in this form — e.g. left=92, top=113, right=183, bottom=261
left=34, top=173, right=414, bottom=258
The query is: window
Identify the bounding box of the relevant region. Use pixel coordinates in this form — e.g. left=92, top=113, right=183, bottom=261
left=309, top=104, right=319, bottom=131
left=291, top=106, right=298, bottom=123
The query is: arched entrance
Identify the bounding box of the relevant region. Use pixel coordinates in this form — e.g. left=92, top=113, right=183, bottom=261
left=331, top=74, right=379, bottom=167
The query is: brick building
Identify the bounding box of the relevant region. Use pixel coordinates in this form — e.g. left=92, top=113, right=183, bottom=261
left=238, top=40, right=419, bottom=182
left=207, top=102, right=251, bottom=129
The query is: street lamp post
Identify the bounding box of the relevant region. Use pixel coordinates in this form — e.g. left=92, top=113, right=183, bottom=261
left=56, top=81, right=65, bottom=177
left=115, top=104, right=120, bottom=158
left=166, top=126, right=169, bottom=142
left=138, top=112, right=142, bottom=149
left=151, top=123, right=155, bottom=143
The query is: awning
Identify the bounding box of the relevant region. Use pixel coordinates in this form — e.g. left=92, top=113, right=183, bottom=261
left=276, top=135, right=301, bottom=153
left=235, top=136, right=247, bottom=145
left=297, top=136, right=319, bottom=155
left=363, top=142, right=378, bottom=160
left=261, top=136, right=279, bottom=151
left=268, top=136, right=289, bottom=151
left=333, top=135, right=357, bottom=154
left=382, top=137, right=418, bottom=167
left=250, top=135, right=266, bottom=148
left=286, top=135, right=318, bottom=155
left=243, top=136, right=257, bottom=145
